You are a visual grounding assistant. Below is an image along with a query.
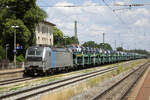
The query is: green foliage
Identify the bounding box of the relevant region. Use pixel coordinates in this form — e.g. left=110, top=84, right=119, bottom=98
left=53, top=27, right=64, bottom=47
left=99, top=43, right=112, bottom=50
left=71, top=36, right=79, bottom=44
left=53, top=27, right=63, bottom=37
left=116, top=47, right=123, bottom=51
left=53, top=27, right=79, bottom=47
left=23, top=6, right=47, bottom=45
left=116, top=46, right=150, bottom=56
left=2, top=19, right=31, bottom=60
left=64, top=36, right=79, bottom=46
left=117, top=65, right=123, bottom=74
left=0, top=0, right=46, bottom=61
left=16, top=54, right=24, bottom=62
left=126, top=49, right=150, bottom=56
left=82, top=41, right=112, bottom=50
left=82, top=41, right=98, bottom=48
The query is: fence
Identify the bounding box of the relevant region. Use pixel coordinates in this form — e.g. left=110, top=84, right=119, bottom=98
left=0, top=60, right=24, bottom=70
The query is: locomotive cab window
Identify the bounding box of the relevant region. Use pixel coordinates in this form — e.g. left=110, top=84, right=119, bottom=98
left=36, top=50, right=43, bottom=56
left=28, top=50, right=35, bottom=55
left=27, top=47, right=44, bottom=56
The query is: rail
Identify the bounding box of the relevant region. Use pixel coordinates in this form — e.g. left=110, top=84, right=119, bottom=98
left=92, top=62, right=149, bottom=100
left=0, top=66, right=117, bottom=100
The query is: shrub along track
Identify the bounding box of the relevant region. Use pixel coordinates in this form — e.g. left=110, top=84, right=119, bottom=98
left=0, top=66, right=118, bottom=100
left=92, top=61, right=150, bottom=100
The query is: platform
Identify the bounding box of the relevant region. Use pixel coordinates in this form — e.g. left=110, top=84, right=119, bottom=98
left=127, top=64, right=150, bottom=100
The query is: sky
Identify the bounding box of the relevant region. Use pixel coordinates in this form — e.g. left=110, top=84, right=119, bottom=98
left=37, top=0, right=150, bottom=51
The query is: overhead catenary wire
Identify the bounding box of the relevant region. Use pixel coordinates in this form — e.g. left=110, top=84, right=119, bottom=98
left=101, top=0, right=138, bottom=50
left=37, top=0, right=150, bottom=8
left=101, top=0, right=149, bottom=50
left=37, top=0, right=148, bottom=28
left=101, top=0, right=133, bottom=31
left=38, top=4, right=150, bottom=8
left=37, top=1, right=150, bottom=8
left=113, top=3, right=150, bottom=7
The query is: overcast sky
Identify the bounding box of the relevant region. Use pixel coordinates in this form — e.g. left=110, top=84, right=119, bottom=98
left=37, top=0, right=150, bottom=51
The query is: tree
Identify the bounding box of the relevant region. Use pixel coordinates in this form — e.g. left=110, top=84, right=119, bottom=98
left=82, top=41, right=98, bottom=48
left=82, top=41, right=112, bottom=50
left=53, top=27, right=64, bottom=46
left=53, top=26, right=79, bottom=46
left=116, top=47, right=123, bottom=51
left=0, top=0, right=46, bottom=60
left=2, top=19, right=31, bottom=60
left=70, top=36, right=79, bottom=44
left=126, top=49, right=150, bottom=56
left=99, top=43, right=112, bottom=50
left=64, top=36, right=79, bottom=46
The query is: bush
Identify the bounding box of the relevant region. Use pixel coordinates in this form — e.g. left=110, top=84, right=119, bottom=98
left=16, top=55, right=24, bottom=62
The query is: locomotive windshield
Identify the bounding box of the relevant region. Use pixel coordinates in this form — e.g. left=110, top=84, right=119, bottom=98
left=26, top=47, right=44, bottom=61
left=27, top=47, right=44, bottom=56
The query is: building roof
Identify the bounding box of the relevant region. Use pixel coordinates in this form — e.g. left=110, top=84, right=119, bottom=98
left=43, top=20, right=56, bottom=26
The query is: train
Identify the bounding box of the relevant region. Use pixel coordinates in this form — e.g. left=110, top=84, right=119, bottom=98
left=24, top=46, right=146, bottom=76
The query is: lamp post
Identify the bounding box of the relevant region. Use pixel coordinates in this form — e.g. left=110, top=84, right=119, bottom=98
left=102, top=32, right=105, bottom=51
left=64, top=36, right=66, bottom=47
left=12, top=25, right=19, bottom=68
left=5, top=44, right=9, bottom=60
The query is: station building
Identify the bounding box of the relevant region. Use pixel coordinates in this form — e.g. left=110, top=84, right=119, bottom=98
left=35, top=21, right=56, bottom=46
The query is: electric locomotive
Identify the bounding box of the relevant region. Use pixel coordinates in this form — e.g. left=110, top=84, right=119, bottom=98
left=24, top=46, right=73, bottom=76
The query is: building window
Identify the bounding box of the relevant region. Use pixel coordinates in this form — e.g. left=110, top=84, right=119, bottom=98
left=37, top=25, right=40, bottom=32
left=49, top=27, right=52, bottom=35
left=50, top=39, right=51, bottom=45
left=42, top=26, right=45, bottom=34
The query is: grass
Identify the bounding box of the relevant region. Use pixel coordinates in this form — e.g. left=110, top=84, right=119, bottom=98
left=40, top=59, right=147, bottom=100
left=40, top=71, right=114, bottom=100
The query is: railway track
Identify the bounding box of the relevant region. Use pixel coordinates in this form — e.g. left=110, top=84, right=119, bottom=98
left=0, top=77, right=35, bottom=86
left=0, top=66, right=118, bottom=100
left=0, top=60, right=134, bottom=87
left=0, top=70, right=24, bottom=75
left=0, top=66, right=117, bottom=86
left=92, top=62, right=149, bottom=100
